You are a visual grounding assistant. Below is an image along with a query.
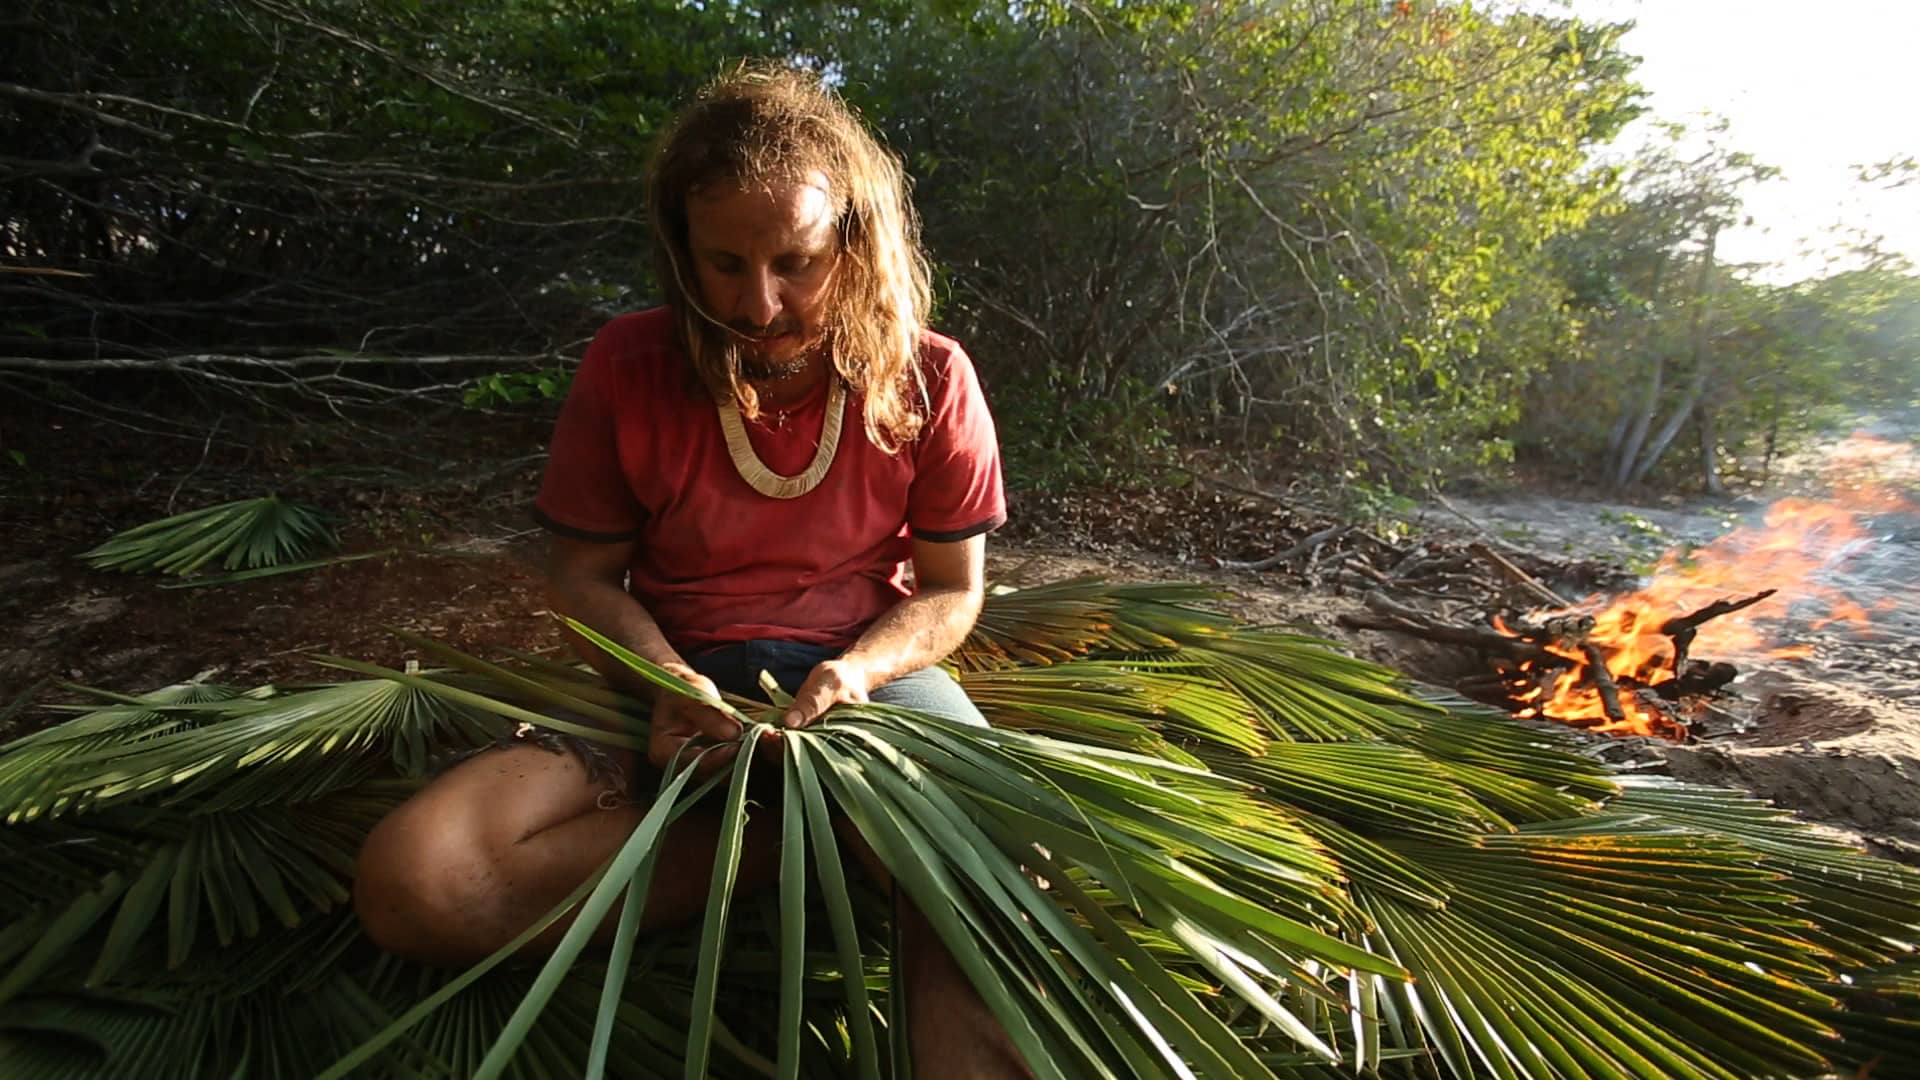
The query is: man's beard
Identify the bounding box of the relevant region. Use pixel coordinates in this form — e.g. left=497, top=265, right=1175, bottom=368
left=726, top=324, right=827, bottom=383
left=738, top=350, right=814, bottom=382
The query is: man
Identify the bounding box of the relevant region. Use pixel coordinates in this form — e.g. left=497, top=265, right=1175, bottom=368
left=352, top=64, right=1026, bottom=1077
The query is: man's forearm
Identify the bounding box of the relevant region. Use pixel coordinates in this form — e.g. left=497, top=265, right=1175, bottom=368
left=548, top=575, right=691, bottom=699
left=839, top=585, right=983, bottom=687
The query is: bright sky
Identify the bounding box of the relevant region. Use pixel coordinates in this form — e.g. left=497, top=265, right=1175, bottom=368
left=1528, top=0, right=1920, bottom=283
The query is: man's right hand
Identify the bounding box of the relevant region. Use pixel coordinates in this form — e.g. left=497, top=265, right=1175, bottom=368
left=647, top=665, right=742, bottom=777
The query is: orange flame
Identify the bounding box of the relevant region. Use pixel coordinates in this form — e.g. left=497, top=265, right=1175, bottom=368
left=1499, top=433, right=1915, bottom=738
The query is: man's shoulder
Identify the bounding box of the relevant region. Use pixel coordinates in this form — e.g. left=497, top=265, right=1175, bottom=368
left=914, top=326, right=976, bottom=383
left=595, top=307, right=679, bottom=355
left=582, top=308, right=683, bottom=391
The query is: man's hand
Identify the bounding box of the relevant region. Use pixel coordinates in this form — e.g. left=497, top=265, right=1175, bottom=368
left=782, top=658, right=873, bottom=729
left=648, top=665, right=743, bottom=777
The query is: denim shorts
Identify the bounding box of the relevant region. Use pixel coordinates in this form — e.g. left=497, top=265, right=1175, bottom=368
left=478, top=640, right=986, bottom=797
left=688, top=639, right=988, bottom=727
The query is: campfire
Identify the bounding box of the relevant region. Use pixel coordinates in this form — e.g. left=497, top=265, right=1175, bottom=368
left=1345, top=434, right=1916, bottom=741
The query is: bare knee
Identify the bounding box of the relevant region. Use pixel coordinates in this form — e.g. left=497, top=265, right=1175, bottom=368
left=353, top=800, right=497, bottom=965
left=352, top=743, right=626, bottom=964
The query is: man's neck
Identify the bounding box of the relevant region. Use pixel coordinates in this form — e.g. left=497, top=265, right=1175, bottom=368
left=748, top=348, right=833, bottom=409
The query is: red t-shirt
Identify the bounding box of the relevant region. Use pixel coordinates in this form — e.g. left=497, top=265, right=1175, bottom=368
left=533, top=307, right=1006, bottom=655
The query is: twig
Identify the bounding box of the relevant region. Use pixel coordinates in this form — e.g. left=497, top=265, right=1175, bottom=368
left=1339, top=557, right=1394, bottom=587
left=1426, top=489, right=1533, bottom=555
left=1356, top=529, right=1411, bottom=558
left=1468, top=540, right=1569, bottom=608
left=0, top=350, right=567, bottom=371
left=1217, top=524, right=1350, bottom=571
left=1150, top=463, right=1338, bottom=516
left=167, top=416, right=224, bottom=514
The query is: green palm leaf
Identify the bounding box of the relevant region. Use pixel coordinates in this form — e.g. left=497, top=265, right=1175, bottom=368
left=0, top=784, right=406, bottom=997
left=3, top=576, right=1918, bottom=1077
left=3, top=678, right=493, bottom=823
left=0, top=682, right=245, bottom=826
left=80, top=497, right=339, bottom=577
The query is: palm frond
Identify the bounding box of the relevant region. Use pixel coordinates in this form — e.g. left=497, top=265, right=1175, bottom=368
left=0, top=913, right=374, bottom=1079
left=0, top=682, right=245, bottom=825
left=964, top=579, right=1616, bottom=816
left=80, top=496, right=338, bottom=576
left=4, top=576, right=1919, bottom=1077
left=321, top=636, right=1405, bottom=1080
left=0, top=783, right=405, bottom=997
left=155, top=548, right=395, bottom=589
left=4, top=678, right=493, bottom=823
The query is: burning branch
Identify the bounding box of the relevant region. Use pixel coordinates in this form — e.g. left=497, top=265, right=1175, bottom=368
left=1658, top=589, right=1778, bottom=636
left=1341, top=592, right=1568, bottom=666
left=1342, top=587, right=1791, bottom=740
left=1581, top=643, right=1626, bottom=725
left=1660, top=588, right=1777, bottom=672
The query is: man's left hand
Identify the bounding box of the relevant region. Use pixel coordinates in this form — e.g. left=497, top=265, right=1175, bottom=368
left=783, top=658, right=873, bottom=729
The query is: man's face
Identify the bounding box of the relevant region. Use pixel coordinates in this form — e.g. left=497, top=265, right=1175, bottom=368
left=686, top=171, right=841, bottom=380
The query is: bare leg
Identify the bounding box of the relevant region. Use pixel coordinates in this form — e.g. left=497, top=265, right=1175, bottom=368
left=836, top=821, right=1033, bottom=1079
left=897, top=896, right=1037, bottom=1080
left=357, top=740, right=1028, bottom=1077
left=354, top=743, right=780, bottom=964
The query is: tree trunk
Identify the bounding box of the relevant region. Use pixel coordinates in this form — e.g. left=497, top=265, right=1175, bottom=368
left=1685, top=222, right=1723, bottom=495
left=1624, top=223, right=1719, bottom=489
left=1760, top=410, right=1781, bottom=485
left=1612, top=352, right=1664, bottom=487
left=1603, top=406, right=1632, bottom=475
left=1698, top=404, right=1726, bottom=495
left=1627, top=366, right=1706, bottom=486
left=1610, top=259, right=1668, bottom=488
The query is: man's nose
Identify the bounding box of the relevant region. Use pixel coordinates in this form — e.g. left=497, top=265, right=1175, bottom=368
left=738, top=268, right=781, bottom=329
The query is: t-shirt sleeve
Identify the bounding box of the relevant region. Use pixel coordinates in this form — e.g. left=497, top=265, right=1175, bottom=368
left=532, top=325, right=647, bottom=542
left=908, top=342, right=1007, bottom=542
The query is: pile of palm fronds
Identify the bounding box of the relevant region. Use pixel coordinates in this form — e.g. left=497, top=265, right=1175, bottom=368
left=1, top=578, right=1915, bottom=1078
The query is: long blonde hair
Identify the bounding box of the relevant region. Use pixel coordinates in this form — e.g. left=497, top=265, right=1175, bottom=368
left=648, top=62, right=933, bottom=450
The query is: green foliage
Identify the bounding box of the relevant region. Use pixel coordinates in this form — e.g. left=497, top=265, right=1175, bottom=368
left=9, top=0, right=1910, bottom=487
left=462, top=367, right=574, bottom=409
left=1517, top=118, right=1920, bottom=489
left=814, top=0, right=1643, bottom=482
left=4, top=0, right=766, bottom=362
left=1335, top=479, right=1419, bottom=527
left=995, top=372, right=1178, bottom=490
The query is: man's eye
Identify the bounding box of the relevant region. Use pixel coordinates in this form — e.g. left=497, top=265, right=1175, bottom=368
left=777, top=257, right=813, bottom=275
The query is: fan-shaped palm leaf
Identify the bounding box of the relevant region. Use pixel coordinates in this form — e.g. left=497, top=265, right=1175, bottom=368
left=80, top=496, right=339, bottom=577
left=2, top=577, right=1917, bottom=1078
left=2, top=678, right=494, bottom=823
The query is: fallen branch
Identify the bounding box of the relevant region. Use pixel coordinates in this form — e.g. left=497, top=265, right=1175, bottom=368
left=1468, top=541, right=1570, bottom=608
left=0, top=350, right=569, bottom=371
left=1339, top=592, right=1565, bottom=665
left=1152, top=465, right=1335, bottom=517
left=1425, top=489, right=1534, bottom=556
left=1217, top=524, right=1350, bottom=572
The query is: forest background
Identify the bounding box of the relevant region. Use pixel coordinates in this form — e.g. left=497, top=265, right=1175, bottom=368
left=3, top=0, right=1917, bottom=507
